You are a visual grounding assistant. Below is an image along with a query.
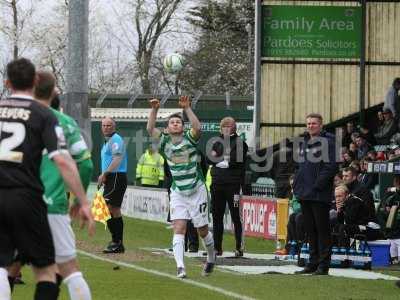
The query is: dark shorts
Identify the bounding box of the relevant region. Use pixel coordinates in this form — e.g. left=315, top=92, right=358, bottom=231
left=103, top=172, right=127, bottom=208
left=0, top=188, right=55, bottom=268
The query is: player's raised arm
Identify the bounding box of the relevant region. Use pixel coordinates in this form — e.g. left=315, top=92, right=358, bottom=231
left=179, top=95, right=201, bottom=140
left=147, top=98, right=162, bottom=138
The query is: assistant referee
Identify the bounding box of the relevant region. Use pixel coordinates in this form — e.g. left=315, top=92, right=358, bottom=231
left=98, top=117, right=128, bottom=253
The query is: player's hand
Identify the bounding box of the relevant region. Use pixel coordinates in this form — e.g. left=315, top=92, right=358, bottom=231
left=69, top=202, right=80, bottom=218
left=149, top=98, right=160, bottom=109
left=178, top=95, right=191, bottom=109
left=78, top=201, right=96, bottom=236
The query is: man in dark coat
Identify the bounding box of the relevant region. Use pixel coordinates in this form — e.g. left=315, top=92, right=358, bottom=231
left=271, top=139, right=295, bottom=198
left=209, top=117, right=248, bottom=256
left=293, top=113, right=338, bottom=275
left=342, top=166, right=376, bottom=223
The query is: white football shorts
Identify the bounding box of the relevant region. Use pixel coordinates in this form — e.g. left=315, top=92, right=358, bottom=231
left=169, top=184, right=209, bottom=228
left=47, top=214, right=76, bottom=264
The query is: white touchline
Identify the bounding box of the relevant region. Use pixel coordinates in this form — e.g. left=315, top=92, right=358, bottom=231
left=77, top=250, right=257, bottom=300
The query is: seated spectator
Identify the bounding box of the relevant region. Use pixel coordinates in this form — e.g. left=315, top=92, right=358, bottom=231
left=349, top=142, right=358, bottom=158
left=341, top=150, right=355, bottom=168
left=330, top=173, right=344, bottom=219
left=388, top=149, right=397, bottom=160
left=334, top=173, right=344, bottom=188
left=332, top=185, right=383, bottom=247
left=342, top=122, right=356, bottom=148
left=367, top=150, right=377, bottom=161
left=349, top=160, right=361, bottom=174
left=376, top=175, right=400, bottom=264
left=360, top=126, right=376, bottom=146
left=374, top=108, right=398, bottom=145
left=342, top=166, right=376, bottom=222
left=355, top=135, right=371, bottom=160
left=351, top=132, right=360, bottom=144
left=376, top=151, right=387, bottom=161
left=358, top=158, right=377, bottom=190
left=394, top=146, right=400, bottom=158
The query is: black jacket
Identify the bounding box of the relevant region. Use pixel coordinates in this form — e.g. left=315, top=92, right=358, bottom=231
left=209, top=133, right=248, bottom=186
left=271, top=146, right=295, bottom=198
left=293, top=131, right=338, bottom=203
left=337, top=195, right=372, bottom=226
left=377, top=192, right=400, bottom=239
left=346, top=180, right=376, bottom=222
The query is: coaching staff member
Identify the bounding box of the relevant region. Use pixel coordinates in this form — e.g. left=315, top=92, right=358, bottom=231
left=293, top=113, right=338, bottom=275
left=98, top=117, right=128, bottom=253
left=0, top=58, right=93, bottom=299
left=209, top=117, right=248, bottom=256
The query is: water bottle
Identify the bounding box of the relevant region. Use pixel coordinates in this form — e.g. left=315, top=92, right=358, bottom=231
left=299, top=242, right=309, bottom=266
left=353, top=247, right=364, bottom=269
left=233, top=194, right=240, bottom=208
left=331, top=246, right=341, bottom=268
left=364, top=248, right=372, bottom=270
left=348, top=248, right=356, bottom=268
left=339, top=247, right=348, bottom=268
left=289, top=240, right=298, bottom=259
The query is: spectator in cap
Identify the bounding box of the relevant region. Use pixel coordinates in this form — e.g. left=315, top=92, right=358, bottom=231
left=374, top=109, right=398, bottom=145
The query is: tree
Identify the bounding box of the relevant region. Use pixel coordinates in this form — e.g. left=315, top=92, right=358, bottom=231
left=110, top=0, right=184, bottom=94
left=0, top=0, right=39, bottom=96
left=179, top=0, right=254, bottom=95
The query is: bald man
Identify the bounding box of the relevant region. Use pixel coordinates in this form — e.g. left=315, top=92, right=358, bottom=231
left=99, top=118, right=128, bottom=253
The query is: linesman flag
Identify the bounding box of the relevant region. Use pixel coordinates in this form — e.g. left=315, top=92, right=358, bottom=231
left=91, top=190, right=111, bottom=227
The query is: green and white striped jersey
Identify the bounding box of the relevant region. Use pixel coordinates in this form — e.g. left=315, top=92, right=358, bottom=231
left=160, top=130, right=204, bottom=195
left=41, top=108, right=91, bottom=214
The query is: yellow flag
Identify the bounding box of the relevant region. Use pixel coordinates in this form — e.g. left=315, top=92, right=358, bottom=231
left=91, top=191, right=111, bottom=227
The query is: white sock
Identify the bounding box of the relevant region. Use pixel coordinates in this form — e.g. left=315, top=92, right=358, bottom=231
left=201, top=232, right=215, bottom=263
left=0, top=268, right=11, bottom=300
left=64, top=272, right=91, bottom=300
left=173, top=234, right=185, bottom=269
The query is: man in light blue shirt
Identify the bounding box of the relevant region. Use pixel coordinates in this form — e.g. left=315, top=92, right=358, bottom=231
left=98, top=117, right=128, bottom=253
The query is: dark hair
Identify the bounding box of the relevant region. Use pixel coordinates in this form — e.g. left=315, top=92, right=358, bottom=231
left=168, top=113, right=184, bottom=125
left=342, top=166, right=358, bottom=176
left=51, top=94, right=60, bottom=110
left=6, top=57, right=36, bottom=91
left=34, top=71, right=55, bottom=100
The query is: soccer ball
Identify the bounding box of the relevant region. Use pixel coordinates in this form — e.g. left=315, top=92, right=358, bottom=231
left=163, top=53, right=184, bottom=74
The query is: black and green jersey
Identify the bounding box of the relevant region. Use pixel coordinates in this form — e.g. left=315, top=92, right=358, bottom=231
left=41, top=108, right=92, bottom=214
